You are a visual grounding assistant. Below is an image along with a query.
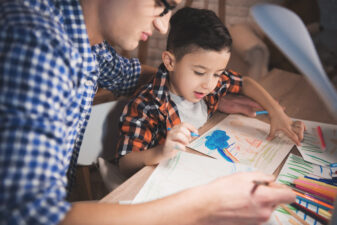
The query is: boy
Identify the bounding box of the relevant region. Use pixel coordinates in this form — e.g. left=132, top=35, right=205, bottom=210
left=116, top=7, right=305, bottom=176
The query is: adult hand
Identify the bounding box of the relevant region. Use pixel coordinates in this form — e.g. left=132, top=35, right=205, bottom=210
left=218, top=95, right=263, bottom=117
left=199, top=172, right=295, bottom=225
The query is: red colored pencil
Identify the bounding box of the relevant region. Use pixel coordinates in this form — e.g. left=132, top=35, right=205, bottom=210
left=317, top=126, right=326, bottom=150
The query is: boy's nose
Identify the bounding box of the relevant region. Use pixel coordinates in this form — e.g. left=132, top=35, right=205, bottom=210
left=153, top=12, right=171, bottom=34
left=201, top=78, right=213, bottom=90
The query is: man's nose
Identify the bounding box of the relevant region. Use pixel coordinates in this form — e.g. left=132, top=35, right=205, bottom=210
left=153, top=12, right=171, bottom=34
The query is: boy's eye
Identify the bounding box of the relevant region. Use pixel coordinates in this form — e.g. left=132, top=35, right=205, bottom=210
left=155, top=0, right=163, bottom=7
left=194, top=71, right=205, bottom=76
left=214, top=73, right=222, bottom=77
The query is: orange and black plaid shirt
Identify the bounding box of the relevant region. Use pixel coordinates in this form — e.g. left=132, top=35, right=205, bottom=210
left=116, top=63, right=242, bottom=159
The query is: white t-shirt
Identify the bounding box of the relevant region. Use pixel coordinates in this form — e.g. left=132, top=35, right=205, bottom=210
left=169, top=92, right=208, bottom=129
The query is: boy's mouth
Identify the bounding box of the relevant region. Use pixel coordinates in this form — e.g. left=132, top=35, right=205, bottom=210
left=194, top=91, right=205, bottom=99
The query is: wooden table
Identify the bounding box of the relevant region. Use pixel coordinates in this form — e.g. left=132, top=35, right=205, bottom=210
left=100, top=68, right=337, bottom=203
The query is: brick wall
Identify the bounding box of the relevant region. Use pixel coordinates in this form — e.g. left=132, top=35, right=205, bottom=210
left=127, top=0, right=336, bottom=68
left=135, top=0, right=283, bottom=67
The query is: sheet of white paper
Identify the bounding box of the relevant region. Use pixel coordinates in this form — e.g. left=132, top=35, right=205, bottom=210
left=187, top=114, right=294, bottom=174
left=296, top=119, right=337, bottom=166
left=132, top=151, right=254, bottom=204
left=251, top=4, right=337, bottom=118
left=268, top=153, right=332, bottom=225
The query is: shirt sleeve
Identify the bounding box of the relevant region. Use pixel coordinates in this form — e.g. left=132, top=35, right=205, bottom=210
left=205, top=69, right=243, bottom=114
left=219, top=69, right=243, bottom=94
left=0, top=26, right=75, bottom=224
left=97, top=42, right=141, bottom=96
left=116, top=96, right=159, bottom=158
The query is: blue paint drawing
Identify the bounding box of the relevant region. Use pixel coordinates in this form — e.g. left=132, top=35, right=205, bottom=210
left=205, top=130, right=237, bottom=162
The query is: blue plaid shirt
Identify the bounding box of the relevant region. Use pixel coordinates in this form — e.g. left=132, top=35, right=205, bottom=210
left=0, top=0, right=141, bottom=224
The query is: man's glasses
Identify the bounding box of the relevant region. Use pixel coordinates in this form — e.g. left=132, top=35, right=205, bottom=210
left=159, top=0, right=176, bottom=17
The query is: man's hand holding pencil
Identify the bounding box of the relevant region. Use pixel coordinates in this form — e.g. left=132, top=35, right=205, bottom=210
left=199, top=172, right=295, bottom=225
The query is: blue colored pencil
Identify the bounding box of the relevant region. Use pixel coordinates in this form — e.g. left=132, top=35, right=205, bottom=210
left=256, top=110, right=268, bottom=115
left=304, top=175, right=337, bottom=187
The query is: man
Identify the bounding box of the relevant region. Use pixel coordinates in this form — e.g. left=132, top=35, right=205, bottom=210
left=0, top=0, right=295, bottom=224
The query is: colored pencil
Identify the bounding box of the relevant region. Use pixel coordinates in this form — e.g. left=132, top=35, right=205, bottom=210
left=256, top=110, right=268, bottom=115
left=251, top=180, right=270, bottom=194
left=288, top=183, right=334, bottom=205
left=296, top=195, right=333, bottom=211
left=290, top=202, right=329, bottom=225
left=190, top=132, right=200, bottom=137
left=299, top=177, right=337, bottom=190
left=288, top=218, right=301, bottom=225
left=294, top=179, right=337, bottom=201
left=304, top=175, right=337, bottom=187
left=280, top=204, right=309, bottom=225
left=318, top=208, right=332, bottom=219
left=317, top=126, right=326, bottom=150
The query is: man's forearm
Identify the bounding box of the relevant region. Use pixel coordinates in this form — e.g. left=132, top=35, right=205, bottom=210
left=60, top=186, right=208, bottom=225
left=241, top=76, right=281, bottom=114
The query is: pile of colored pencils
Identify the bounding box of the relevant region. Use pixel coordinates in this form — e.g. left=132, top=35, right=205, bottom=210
left=284, top=176, right=336, bottom=225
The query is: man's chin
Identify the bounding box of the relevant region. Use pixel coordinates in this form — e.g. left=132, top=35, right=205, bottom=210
left=107, top=39, right=139, bottom=52
left=121, top=40, right=140, bottom=52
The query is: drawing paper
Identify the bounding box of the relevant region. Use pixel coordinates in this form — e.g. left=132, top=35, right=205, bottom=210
left=296, top=119, right=337, bottom=166
left=188, top=114, right=294, bottom=174
left=132, top=151, right=254, bottom=203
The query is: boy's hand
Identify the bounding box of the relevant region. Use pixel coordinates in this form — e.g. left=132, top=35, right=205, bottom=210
left=267, top=110, right=306, bottom=145
left=162, top=123, right=198, bottom=158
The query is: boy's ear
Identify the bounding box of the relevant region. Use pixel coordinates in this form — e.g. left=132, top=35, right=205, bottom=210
left=162, top=51, right=176, bottom=71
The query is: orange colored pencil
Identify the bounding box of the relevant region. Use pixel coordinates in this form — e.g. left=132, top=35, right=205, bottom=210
left=293, top=190, right=334, bottom=210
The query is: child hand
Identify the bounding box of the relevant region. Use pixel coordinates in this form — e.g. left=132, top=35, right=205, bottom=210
left=162, top=123, right=198, bottom=158
left=267, top=111, right=306, bottom=146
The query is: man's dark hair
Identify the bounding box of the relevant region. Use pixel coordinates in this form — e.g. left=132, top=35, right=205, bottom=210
left=167, top=7, right=232, bottom=61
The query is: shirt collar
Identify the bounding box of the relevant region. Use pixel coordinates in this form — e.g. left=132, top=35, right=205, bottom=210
left=151, top=63, right=171, bottom=104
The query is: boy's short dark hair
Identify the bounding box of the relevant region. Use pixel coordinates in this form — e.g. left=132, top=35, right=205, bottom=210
left=167, top=7, right=232, bottom=61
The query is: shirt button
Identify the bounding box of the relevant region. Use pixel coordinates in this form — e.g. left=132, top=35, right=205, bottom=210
left=105, top=54, right=112, bottom=61
left=85, top=80, right=93, bottom=86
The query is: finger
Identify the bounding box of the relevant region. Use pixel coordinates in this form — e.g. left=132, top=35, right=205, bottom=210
left=292, top=123, right=305, bottom=141
left=283, top=128, right=300, bottom=146
left=267, top=128, right=276, bottom=141
left=254, top=184, right=296, bottom=206
left=173, top=143, right=186, bottom=151
left=171, top=132, right=190, bottom=145
left=179, top=122, right=199, bottom=136
left=170, top=124, right=194, bottom=141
